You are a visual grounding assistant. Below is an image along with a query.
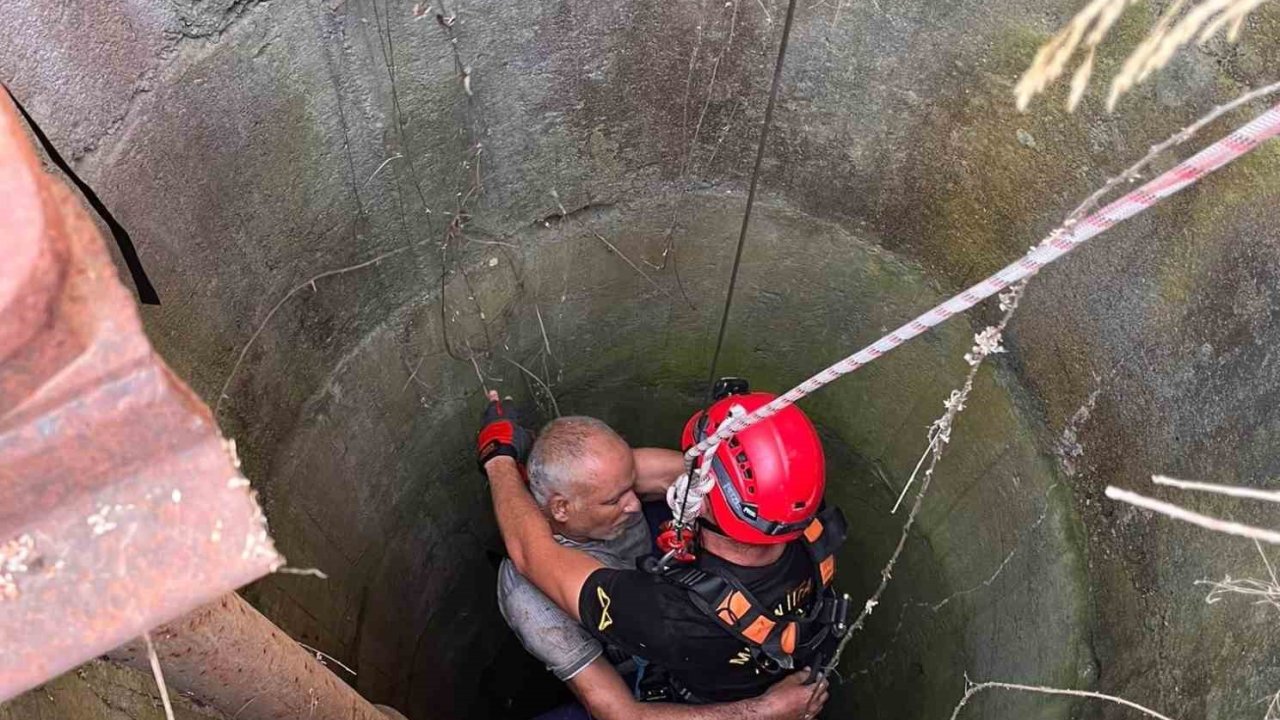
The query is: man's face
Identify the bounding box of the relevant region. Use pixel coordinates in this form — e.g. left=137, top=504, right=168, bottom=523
left=552, top=437, right=642, bottom=541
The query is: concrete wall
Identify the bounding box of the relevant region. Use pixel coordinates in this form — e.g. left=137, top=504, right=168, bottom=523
left=3, top=0, right=1280, bottom=718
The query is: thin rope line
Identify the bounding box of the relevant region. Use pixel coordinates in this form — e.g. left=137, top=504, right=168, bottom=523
left=669, top=0, right=802, bottom=557
left=703, top=0, right=801, bottom=403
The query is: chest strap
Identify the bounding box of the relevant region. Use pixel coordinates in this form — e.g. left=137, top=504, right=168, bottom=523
left=659, top=506, right=849, bottom=672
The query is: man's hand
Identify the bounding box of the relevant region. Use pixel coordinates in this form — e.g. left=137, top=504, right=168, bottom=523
left=754, top=670, right=830, bottom=720
left=571, top=658, right=831, bottom=720
left=478, top=390, right=535, bottom=472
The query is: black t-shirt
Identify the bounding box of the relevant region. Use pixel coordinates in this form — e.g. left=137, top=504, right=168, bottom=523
left=577, top=542, right=819, bottom=702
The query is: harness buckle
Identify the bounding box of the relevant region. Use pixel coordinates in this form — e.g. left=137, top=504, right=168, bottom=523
left=821, top=592, right=852, bottom=637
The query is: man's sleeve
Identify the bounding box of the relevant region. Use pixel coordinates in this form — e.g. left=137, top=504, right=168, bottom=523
left=577, top=568, right=683, bottom=666
left=497, top=559, right=603, bottom=681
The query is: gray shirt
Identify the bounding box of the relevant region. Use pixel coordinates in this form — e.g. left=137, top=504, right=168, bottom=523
left=496, top=513, right=651, bottom=681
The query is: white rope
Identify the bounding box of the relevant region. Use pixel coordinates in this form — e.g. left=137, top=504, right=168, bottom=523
left=668, top=406, right=746, bottom=527
left=678, top=101, right=1280, bottom=469
left=667, top=469, right=716, bottom=527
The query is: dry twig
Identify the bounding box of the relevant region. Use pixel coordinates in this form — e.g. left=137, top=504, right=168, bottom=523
left=949, top=677, right=1177, bottom=720
left=534, top=303, right=554, bottom=359
left=276, top=566, right=330, bottom=579
left=591, top=232, right=675, bottom=300
left=1105, top=485, right=1280, bottom=544
left=298, top=641, right=358, bottom=676
left=1265, top=689, right=1280, bottom=720
left=144, top=632, right=176, bottom=720
left=1197, top=539, right=1280, bottom=608
left=1154, top=474, right=1280, bottom=503
left=216, top=244, right=414, bottom=416
left=505, top=357, right=562, bottom=418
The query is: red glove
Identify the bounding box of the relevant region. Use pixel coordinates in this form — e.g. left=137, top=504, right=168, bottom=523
left=477, top=395, right=535, bottom=473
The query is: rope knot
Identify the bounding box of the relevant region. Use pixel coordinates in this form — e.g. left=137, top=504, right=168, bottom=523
left=668, top=405, right=747, bottom=527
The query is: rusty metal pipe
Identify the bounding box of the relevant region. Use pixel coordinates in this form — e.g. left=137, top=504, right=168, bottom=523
left=109, top=593, right=403, bottom=720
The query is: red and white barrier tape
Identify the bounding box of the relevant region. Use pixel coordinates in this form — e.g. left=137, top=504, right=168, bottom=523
left=687, top=102, right=1280, bottom=461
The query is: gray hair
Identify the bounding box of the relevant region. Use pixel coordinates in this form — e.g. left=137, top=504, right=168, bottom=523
left=527, top=416, right=625, bottom=506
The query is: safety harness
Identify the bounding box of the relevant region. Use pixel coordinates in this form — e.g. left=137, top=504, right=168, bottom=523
left=655, top=505, right=850, bottom=675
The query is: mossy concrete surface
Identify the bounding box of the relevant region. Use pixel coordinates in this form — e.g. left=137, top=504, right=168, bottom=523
left=3, top=0, right=1280, bottom=718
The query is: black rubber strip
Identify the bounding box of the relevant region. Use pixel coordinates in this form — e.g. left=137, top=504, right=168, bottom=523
left=5, top=86, right=160, bottom=305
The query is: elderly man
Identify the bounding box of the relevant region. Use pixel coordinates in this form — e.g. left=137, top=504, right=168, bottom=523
left=483, top=404, right=829, bottom=720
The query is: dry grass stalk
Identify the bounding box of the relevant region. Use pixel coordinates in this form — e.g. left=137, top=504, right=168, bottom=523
left=1196, top=539, right=1280, bottom=608
left=1105, top=485, right=1280, bottom=544
left=1109, top=472, right=1280, bottom=544
left=949, top=677, right=1177, bottom=720
left=215, top=243, right=415, bottom=416
left=144, top=632, right=177, bottom=720
left=1266, top=689, right=1280, bottom=720
left=1015, top=0, right=1138, bottom=111
left=1154, top=474, right=1280, bottom=503
left=1016, top=0, right=1273, bottom=112
left=505, top=356, right=562, bottom=418
left=1192, top=541, right=1280, bottom=719
left=1108, top=0, right=1271, bottom=110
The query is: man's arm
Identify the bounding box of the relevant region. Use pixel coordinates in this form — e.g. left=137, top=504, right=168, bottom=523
left=569, top=658, right=829, bottom=720
left=633, top=447, right=686, bottom=500
left=486, top=454, right=601, bottom=619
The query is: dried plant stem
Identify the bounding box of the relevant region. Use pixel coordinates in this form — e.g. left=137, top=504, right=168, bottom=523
left=591, top=232, right=674, bottom=300
left=1153, top=474, right=1280, bottom=503
left=818, top=297, right=1016, bottom=686
left=276, top=566, right=330, bottom=579
left=534, top=303, right=554, bottom=359
left=216, top=243, right=415, bottom=416
left=1108, top=0, right=1274, bottom=110
left=469, top=355, right=490, bottom=394
left=362, top=153, right=403, bottom=187
left=1265, top=688, right=1280, bottom=720
left=1105, top=486, right=1280, bottom=544
left=505, top=357, right=562, bottom=417
left=1196, top=539, right=1280, bottom=609
left=1061, top=79, right=1280, bottom=223
left=1016, top=0, right=1275, bottom=111
left=144, top=632, right=177, bottom=720
left=892, top=431, right=940, bottom=513
left=298, top=641, right=358, bottom=676
left=949, top=678, right=1177, bottom=720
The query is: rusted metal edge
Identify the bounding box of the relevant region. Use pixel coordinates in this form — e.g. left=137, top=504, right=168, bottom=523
left=0, top=86, right=282, bottom=702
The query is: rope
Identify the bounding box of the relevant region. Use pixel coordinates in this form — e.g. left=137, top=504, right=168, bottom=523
left=703, top=0, right=801, bottom=401
left=666, top=407, right=747, bottom=526
left=681, top=100, right=1280, bottom=467
left=669, top=0, right=802, bottom=553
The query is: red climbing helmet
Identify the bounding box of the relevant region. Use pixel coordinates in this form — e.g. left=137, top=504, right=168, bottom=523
left=681, top=385, right=826, bottom=545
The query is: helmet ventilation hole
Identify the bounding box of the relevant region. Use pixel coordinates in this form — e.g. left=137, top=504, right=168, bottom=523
left=793, top=501, right=806, bottom=510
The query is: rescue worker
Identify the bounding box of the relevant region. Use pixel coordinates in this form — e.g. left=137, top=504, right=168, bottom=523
left=484, top=410, right=830, bottom=720
left=479, top=381, right=847, bottom=715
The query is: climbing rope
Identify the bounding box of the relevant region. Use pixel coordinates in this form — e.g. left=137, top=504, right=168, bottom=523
left=683, top=101, right=1280, bottom=466
left=665, top=406, right=746, bottom=526
left=670, top=0, right=802, bottom=548
left=661, top=100, right=1280, bottom=564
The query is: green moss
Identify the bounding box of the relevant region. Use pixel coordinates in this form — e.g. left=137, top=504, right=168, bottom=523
left=1157, top=142, right=1280, bottom=310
